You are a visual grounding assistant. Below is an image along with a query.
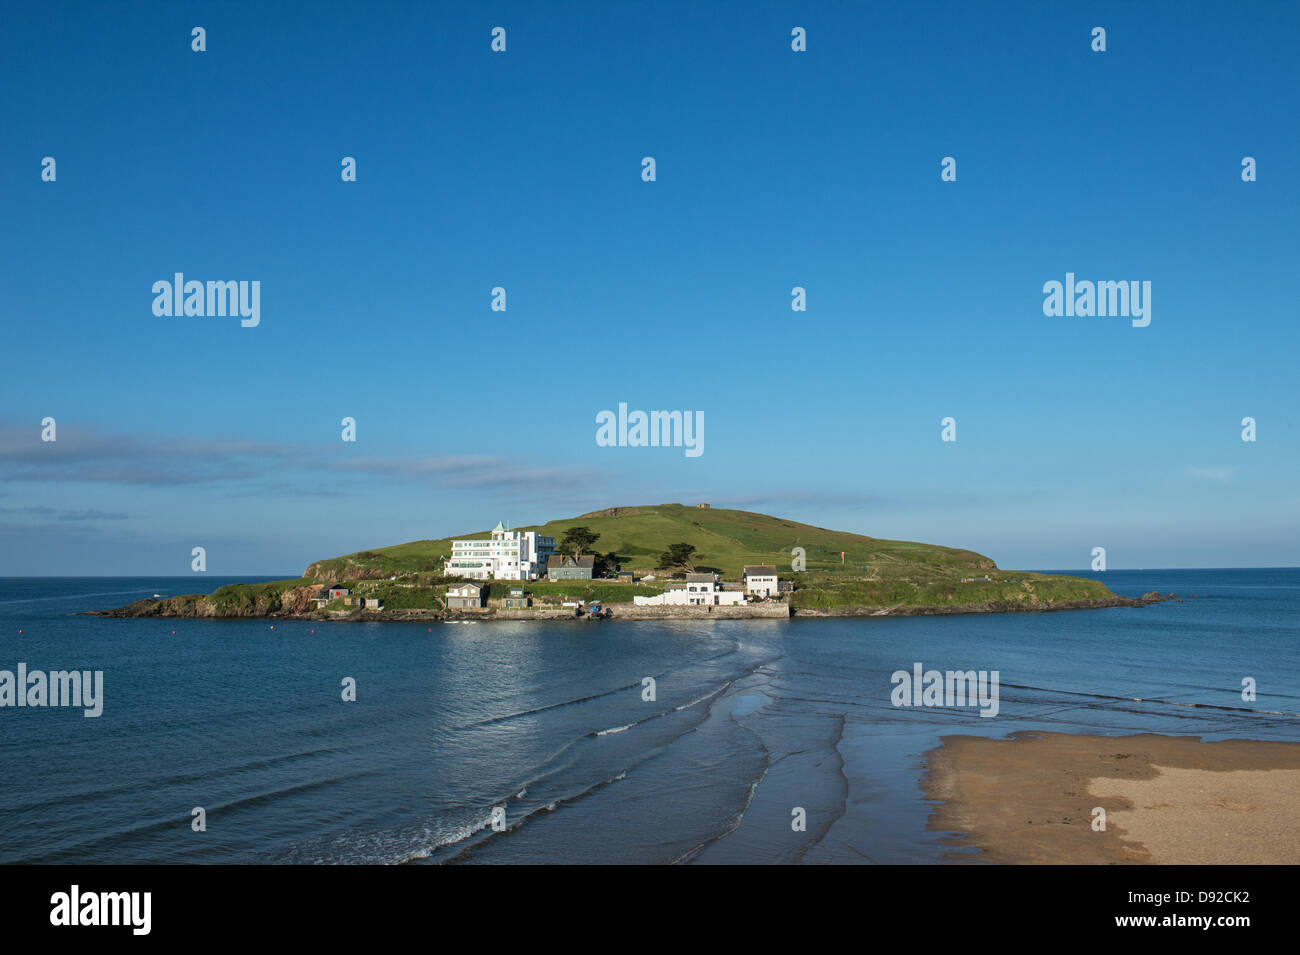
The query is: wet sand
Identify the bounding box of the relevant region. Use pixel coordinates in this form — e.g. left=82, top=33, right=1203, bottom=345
left=923, top=731, right=1300, bottom=864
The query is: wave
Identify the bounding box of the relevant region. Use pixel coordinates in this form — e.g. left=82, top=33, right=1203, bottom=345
left=457, top=679, right=647, bottom=729
left=432, top=766, right=638, bottom=864
left=670, top=711, right=773, bottom=864
left=675, top=681, right=732, bottom=711
left=413, top=672, right=772, bottom=862
left=9, top=770, right=371, bottom=864
left=453, top=632, right=775, bottom=733
left=1000, top=682, right=1300, bottom=719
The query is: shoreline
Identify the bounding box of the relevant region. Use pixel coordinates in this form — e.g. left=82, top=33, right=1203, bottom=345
left=84, top=593, right=1166, bottom=622
left=923, top=731, right=1300, bottom=864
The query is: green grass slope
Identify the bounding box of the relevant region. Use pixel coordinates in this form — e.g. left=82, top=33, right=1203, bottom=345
left=299, top=503, right=1116, bottom=610
left=304, top=503, right=997, bottom=580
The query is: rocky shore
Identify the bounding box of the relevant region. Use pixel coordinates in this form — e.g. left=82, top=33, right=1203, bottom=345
left=86, top=592, right=1170, bottom=622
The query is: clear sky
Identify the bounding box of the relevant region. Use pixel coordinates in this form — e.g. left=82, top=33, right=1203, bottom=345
left=2, top=1, right=1297, bottom=575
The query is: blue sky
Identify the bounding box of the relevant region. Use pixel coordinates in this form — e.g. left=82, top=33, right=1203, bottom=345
left=1, top=1, right=1297, bottom=575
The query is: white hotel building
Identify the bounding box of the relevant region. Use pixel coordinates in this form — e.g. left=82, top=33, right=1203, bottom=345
left=444, top=522, right=555, bottom=580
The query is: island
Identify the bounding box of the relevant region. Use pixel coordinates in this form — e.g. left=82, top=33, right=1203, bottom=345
left=91, top=503, right=1166, bottom=621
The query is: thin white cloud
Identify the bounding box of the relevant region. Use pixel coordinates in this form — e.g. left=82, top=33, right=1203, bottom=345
left=1186, top=466, right=1238, bottom=485
left=0, top=421, right=603, bottom=495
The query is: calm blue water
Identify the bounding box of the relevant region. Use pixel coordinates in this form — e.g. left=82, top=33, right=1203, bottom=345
left=1, top=571, right=1296, bottom=864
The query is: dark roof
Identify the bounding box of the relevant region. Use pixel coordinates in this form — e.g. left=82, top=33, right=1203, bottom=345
left=744, top=565, right=778, bottom=576
left=547, top=554, right=595, bottom=568
left=685, top=572, right=716, bottom=583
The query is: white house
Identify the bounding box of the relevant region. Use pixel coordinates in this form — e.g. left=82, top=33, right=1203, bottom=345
left=743, top=565, right=780, bottom=597
left=444, top=521, right=556, bottom=580
left=634, top=573, right=745, bottom=607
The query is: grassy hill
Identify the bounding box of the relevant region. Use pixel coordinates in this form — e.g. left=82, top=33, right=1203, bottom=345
left=303, top=503, right=995, bottom=580
left=297, top=503, right=1117, bottom=611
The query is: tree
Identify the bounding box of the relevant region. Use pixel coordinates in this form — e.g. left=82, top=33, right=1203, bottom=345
left=559, top=526, right=600, bottom=557
left=594, top=550, right=621, bottom=579
left=657, top=542, right=696, bottom=571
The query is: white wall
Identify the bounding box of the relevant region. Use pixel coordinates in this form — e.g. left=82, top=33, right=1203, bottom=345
left=634, top=587, right=745, bottom=607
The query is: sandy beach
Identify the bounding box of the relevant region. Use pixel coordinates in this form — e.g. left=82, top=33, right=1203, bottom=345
left=923, top=731, right=1300, bottom=864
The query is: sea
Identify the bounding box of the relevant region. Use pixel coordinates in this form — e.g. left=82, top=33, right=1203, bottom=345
left=1, top=570, right=1296, bottom=864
